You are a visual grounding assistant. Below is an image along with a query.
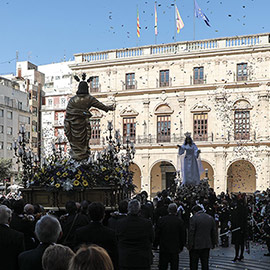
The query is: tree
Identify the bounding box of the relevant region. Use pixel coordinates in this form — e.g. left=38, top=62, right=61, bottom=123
left=0, top=158, right=12, bottom=182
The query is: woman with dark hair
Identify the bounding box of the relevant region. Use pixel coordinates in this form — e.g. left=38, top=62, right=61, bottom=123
left=177, top=133, right=203, bottom=186
left=68, top=245, right=113, bottom=270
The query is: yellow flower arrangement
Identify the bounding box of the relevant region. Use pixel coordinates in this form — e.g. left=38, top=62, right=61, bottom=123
left=81, top=176, right=86, bottom=181
left=55, top=183, right=60, bottom=188
left=62, top=172, right=68, bottom=177
left=102, top=167, right=107, bottom=172
left=51, top=177, right=54, bottom=182
left=73, top=180, right=80, bottom=186
left=104, top=175, right=110, bottom=181
left=78, top=170, right=82, bottom=175
left=115, top=167, right=121, bottom=172
left=82, top=180, right=88, bottom=187
left=75, top=174, right=81, bottom=180
left=56, top=172, right=61, bottom=176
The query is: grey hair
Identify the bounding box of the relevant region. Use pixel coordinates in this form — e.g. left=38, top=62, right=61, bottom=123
left=168, top=203, right=178, bottom=214
left=0, top=205, right=12, bottom=225
left=128, top=199, right=141, bottom=215
left=35, top=215, right=62, bottom=243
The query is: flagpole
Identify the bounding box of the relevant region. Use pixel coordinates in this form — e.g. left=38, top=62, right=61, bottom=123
left=193, top=0, right=195, bottom=40
left=155, top=1, right=157, bottom=44
left=174, top=0, right=176, bottom=42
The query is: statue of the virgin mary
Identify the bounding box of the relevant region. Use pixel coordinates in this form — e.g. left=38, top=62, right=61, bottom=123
left=177, top=132, right=204, bottom=185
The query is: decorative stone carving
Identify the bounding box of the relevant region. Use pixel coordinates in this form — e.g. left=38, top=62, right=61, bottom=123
left=154, top=103, right=174, bottom=115
left=233, top=99, right=253, bottom=110
left=190, top=103, right=211, bottom=113
left=120, top=106, right=139, bottom=117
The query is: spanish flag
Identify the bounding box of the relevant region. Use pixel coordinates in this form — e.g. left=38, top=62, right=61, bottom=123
left=137, top=8, right=140, bottom=38
left=175, top=4, right=184, bottom=33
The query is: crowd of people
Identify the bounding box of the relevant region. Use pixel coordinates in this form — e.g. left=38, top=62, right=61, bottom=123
left=0, top=182, right=270, bottom=270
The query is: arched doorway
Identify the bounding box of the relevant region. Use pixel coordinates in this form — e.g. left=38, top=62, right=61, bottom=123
left=150, top=161, right=176, bottom=197
left=227, top=160, right=256, bottom=193
left=200, top=161, right=214, bottom=189
left=129, top=163, right=141, bottom=194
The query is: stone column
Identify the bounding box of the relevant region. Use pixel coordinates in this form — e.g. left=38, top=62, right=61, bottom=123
left=140, top=153, right=151, bottom=195
left=214, top=150, right=227, bottom=193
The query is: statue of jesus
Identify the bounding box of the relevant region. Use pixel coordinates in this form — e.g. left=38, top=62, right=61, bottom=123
left=64, top=73, right=115, bottom=161
left=177, top=132, right=203, bottom=185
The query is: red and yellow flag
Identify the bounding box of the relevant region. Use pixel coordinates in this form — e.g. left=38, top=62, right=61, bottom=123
left=175, top=4, right=184, bottom=33
left=155, top=2, right=158, bottom=36
left=137, top=8, right=140, bottom=38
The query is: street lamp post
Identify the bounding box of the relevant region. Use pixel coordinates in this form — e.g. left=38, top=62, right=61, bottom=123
left=13, top=126, right=39, bottom=188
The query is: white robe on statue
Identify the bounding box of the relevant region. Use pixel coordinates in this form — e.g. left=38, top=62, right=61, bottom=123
left=178, top=143, right=204, bottom=185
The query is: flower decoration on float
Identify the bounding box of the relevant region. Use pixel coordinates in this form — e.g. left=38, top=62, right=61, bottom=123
left=16, top=122, right=136, bottom=192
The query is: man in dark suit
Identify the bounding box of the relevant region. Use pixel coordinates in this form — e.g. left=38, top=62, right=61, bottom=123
left=18, top=215, right=62, bottom=270
left=60, top=200, right=89, bottom=249
left=154, top=203, right=186, bottom=270
left=108, top=200, right=128, bottom=231
left=188, top=205, right=216, bottom=270
left=10, top=199, right=37, bottom=250
left=0, top=205, right=25, bottom=270
left=74, top=202, right=118, bottom=269
left=116, top=199, right=154, bottom=270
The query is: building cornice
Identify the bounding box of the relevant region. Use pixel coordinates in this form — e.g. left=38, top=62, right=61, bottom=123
left=89, top=81, right=261, bottom=99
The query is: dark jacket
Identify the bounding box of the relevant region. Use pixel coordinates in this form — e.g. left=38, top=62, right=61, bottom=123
left=231, top=203, right=248, bottom=244
left=60, top=213, right=89, bottom=248
left=116, top=214, right=154, bottom=269
left=0, top=224, right=25, bottom=270
left=154, top=214, right=186, bottom=253
left=18, top=243, right=51, bottom=270
left=10, top=213, right=37, bottom=250
left=108, top=213, right=127, bottom=231
left=188, top=210, right=216, bottom=250
left=74, top=221, right=118, bottom=268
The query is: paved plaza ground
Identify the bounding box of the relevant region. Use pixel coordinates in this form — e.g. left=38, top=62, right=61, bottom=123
left=152, top=242, right=270, bottom=270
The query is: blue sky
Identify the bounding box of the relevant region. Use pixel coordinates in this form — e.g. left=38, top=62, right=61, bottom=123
left=0, top=0, right=268, bottom=74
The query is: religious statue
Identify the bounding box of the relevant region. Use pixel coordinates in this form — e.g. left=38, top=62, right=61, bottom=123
left=177, top=132, right=204, bottom=185
left=64, top=73, right=115, bottom=160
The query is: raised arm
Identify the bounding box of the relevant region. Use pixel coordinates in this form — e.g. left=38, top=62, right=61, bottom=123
left=89, top=96, right=115, bottom=112
left=178, top=145, right=185, bottom=155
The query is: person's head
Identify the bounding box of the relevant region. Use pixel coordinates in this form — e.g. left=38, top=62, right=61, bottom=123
left=168, top=203, right=177, bottom=215
left=75, top=74, right=90, bottom=95
left=42, top=244, right=74, bottom=270
left=12, top=199, right=25, bottom=215
left=88, top=202, right=105, bottom=222
left=35, top=215, right=62, bottom=243
left=80, top=200, right=89, bottom=214
left=128, top=199, right=141, bottom=215
left=24, top=204, right=35, bottom=215
left=118, top=200, right=128, bottom=214
left=191, top=205, right=203, bottom=214
left=161, top=189, right=168, bottom=199
left=65, top=201, right=77, bottom=215
left=141, top=191, right=148, bottom=199
left=184, top=136, right=193, bottom=145
left=68, top=245, right=113, bottom=270
left=0, top=205, right=12, bottom=225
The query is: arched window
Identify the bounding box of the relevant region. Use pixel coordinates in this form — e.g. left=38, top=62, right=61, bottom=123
left=233, top=100, right=252, bottom=140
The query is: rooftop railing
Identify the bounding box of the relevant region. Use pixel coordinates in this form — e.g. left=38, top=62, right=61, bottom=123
left=74, top=33, right=269, bottom=64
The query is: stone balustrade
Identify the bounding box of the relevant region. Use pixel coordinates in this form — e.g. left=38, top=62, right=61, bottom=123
left=74, top=33, right=269, bottom=64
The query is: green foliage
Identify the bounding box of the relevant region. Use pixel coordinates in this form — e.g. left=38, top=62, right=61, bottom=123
left=0, top=158, right=12, bottom=182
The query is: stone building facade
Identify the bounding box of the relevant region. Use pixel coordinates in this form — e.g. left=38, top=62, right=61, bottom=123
left=67, top=33, right=270, bottom=196
left=0, top=76, right=31, bottom=182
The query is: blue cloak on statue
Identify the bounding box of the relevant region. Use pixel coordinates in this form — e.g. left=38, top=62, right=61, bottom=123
left=178, top=143, right=204, bottom=185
